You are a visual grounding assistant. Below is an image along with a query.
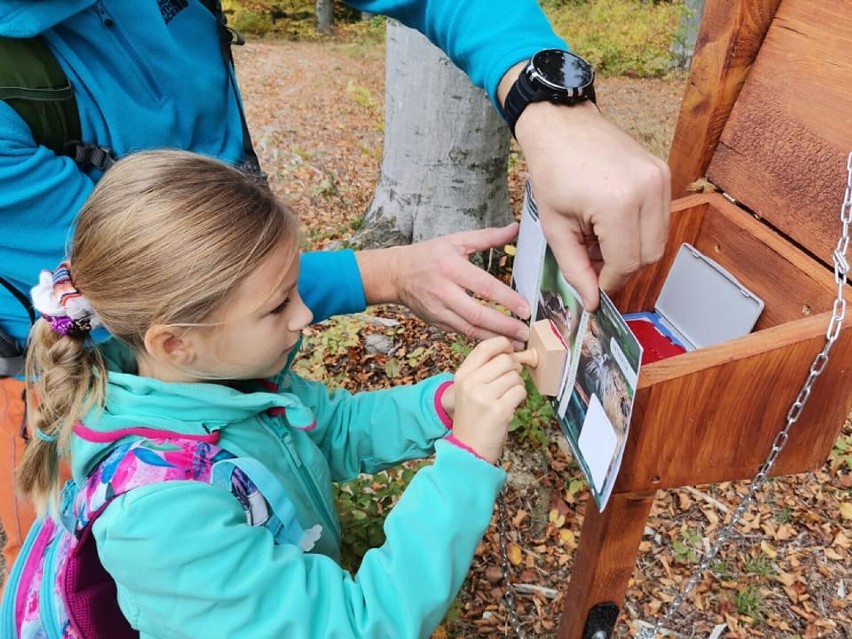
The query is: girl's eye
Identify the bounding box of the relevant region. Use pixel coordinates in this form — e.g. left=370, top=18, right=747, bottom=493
left=270, top=299, right=290, bottom=315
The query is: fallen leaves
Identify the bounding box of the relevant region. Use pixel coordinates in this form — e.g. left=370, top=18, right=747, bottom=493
left=236, top=38, right=852, bottom=639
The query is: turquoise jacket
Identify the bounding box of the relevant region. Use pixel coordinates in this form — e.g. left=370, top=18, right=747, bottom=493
left=0, top=0, right=565, bottom=349
left=71, top=340, right=506, bottom=638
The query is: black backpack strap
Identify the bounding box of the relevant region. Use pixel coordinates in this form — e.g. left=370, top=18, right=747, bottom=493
left=0, top=277, right=34, bottom=378
left=0, top=36, right=81, bottom=156
left=0, top=35, right=116, bottom=171
left=198, top=0, right=265, bottom=181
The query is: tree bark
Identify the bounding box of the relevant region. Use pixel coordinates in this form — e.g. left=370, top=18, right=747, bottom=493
left=316, top=0, right=334, bottom=33
left=358, top=21, right=511, bottom=248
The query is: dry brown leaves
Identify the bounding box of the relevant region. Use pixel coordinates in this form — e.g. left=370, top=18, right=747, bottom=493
left=236, top=38, right=851, bottom=639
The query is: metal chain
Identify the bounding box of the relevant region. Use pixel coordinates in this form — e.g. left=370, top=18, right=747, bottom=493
left=497, top=483, right=527, bottom=638
left=637, top=151, right=852, bottom=639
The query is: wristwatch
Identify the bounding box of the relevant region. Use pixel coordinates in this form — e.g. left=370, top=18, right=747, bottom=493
left=502, top=49, right=596, bottom=137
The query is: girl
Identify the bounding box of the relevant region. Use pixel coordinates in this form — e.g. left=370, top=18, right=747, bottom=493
left=12, top=150, right=526, bottom=638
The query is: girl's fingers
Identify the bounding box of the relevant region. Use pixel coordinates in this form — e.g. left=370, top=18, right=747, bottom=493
left=457, top=337, right=515, bottom=375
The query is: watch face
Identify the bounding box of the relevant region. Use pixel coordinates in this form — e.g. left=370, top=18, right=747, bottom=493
left=532, top=50, right=593, bottom=91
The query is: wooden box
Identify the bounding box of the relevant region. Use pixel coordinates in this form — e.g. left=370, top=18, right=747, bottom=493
left=558, top=1, right=852, bottom=636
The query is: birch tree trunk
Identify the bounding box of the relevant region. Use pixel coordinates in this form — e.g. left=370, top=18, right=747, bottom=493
left=316, top=0, right=334, bottom=33
left=672, top=0, right=705, bottom=69
left=357, top=21, right=511, bottom=248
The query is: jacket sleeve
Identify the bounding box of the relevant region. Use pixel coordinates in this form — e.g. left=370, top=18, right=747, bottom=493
left=298, top=249, right=367, bottom=323
left=95, top=440, right=505, bottom=639
left=0, top=102, right=95, bottom=345
left=0, top=100, right=362, bottom=338
left=346, top=0, right=567, bottom=109
left=284, top=371, right=453, bottom=481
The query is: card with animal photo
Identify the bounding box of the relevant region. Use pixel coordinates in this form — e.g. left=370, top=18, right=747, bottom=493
left=512, top=181, right=643, bottom=510
left=556, top=288, right=642, bottom=509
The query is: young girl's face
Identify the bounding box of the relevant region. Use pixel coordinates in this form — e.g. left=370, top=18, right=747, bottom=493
left=194, top=238, right=312, bottom=380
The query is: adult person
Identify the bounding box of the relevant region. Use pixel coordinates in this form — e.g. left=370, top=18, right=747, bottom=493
left=0, top=0, right=669, bottom=573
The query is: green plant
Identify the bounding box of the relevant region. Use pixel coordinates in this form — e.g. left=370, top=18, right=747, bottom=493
left=509, top=371, right=554, bottom=447
left=734, top=584, right=766, bottom=621
left=743, top=553, right=774, bottom=578
left=346, top=80, right=374, bottom=108
left=774, top=505, right=793, bottom=525
left=313, top=171, right=339, bottom=199
left=292, top=315, right=362, bottom=384
left=335, top=463, right=423, bottom=571
left=710, top=558, right=730, bottom=578
left=830, top=433, right=852, bottom=471
left=544, top=0, right=685, bottom=77
left=672, top=528, right=701, bottom=564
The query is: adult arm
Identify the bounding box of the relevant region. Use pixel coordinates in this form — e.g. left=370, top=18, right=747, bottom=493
left=355, top=224, right=531, bottom=345
left=498, top=72, right=672, bottom=311
left=96, top=441, right=505, bottom=639
left=0, top=102, right=95, bottom=345
left=0, top=101, right=365, bottom=331
left=348, top=1, right=671, bottom=313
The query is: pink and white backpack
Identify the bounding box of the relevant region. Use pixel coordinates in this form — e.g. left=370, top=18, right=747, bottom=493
left=1, top=428, right=311, bottom=638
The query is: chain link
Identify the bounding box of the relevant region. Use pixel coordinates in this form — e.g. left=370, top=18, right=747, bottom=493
left=637, top=152, right=851, bottom=639
left=497, top=483, right=527, bottom=638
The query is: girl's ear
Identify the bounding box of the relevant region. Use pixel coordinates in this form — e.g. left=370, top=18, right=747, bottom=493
left=143, top=325, right=196, bottom=368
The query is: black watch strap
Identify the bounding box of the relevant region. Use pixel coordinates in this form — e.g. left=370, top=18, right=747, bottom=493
left=503, top=67, right=539, bottom=138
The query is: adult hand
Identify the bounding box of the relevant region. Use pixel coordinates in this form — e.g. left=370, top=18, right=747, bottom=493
left=444, top=337, right=526, bottom=464
left=356, top=223, right=531, bottom=347
left=515, top=101, right=671, bottom=311
left=496, top=57, right=671, bottom=312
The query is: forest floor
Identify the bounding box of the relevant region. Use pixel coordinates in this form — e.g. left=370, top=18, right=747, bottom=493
left=235, top=37, right=851, bottom=639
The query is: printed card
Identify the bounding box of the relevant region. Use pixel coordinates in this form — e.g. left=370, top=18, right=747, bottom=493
left=511, top=182, right=643, bottom=510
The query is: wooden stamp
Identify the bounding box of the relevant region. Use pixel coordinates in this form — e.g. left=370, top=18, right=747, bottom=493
left=514, top=318, right=568, bottom=397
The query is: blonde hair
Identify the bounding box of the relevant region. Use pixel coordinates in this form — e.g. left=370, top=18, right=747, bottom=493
left=20, top=150, right=298, bottom=512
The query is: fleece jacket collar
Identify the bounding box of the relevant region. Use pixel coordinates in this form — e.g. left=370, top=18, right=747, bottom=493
left=71, top=339, right=312, bottom=480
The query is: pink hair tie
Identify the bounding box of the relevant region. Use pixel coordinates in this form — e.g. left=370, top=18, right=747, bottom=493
left=30, top=261, right=102, bottom=337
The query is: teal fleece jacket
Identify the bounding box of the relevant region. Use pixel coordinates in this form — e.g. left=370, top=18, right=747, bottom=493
left=0, top=0, right=565, bottom=349
left=71, top=340, right=507, bottom=638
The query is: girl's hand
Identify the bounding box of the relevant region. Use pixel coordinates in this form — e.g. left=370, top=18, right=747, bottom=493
left=449, top=337, right=527, bottom=464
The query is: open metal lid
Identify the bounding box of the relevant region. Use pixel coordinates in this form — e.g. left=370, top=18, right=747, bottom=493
left=655, top=244, right=765, bottom=351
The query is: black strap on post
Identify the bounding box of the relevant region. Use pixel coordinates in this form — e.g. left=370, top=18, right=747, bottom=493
left=582, top=602, right=619, bottom=639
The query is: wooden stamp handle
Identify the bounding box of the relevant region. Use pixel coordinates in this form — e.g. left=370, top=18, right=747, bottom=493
left=512, top=348, right=539, bottom=368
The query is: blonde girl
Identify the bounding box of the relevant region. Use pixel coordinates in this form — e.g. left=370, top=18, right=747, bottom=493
left=12, top=150, right=526, bottom=638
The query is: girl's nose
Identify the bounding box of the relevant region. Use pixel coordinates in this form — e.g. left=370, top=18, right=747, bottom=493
left=290, top=295, right=313, bottom=331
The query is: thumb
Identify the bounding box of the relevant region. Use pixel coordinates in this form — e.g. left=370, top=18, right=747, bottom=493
left=544, top=225, right=601, bottom=312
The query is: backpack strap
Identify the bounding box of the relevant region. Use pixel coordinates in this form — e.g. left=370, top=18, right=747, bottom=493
left=0, top=35, right=115, bottom=171
left=0, top=36, right=80, bottom=156
left=198, top=0, right=265, bottom=181
left=0, top=276, right=34, bottom=377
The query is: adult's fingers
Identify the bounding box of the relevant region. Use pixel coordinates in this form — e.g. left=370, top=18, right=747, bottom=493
left=542, top=215, right=601, bottom=311
left=637, top=158, right=671, bottom=269
left=456, top=222, right=520, bottom=254
left=435, top=284, right=529, bottom=344
left=451, top=258, right=530, bottom=321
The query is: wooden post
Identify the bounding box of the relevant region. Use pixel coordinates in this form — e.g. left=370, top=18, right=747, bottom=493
left=557, top=491, right=656, bottom=638
left=668, top=0, right=781, bottom=197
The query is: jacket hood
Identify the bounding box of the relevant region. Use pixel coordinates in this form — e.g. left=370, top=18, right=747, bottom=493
left=71, top=339, right=314, bottom=479
left=0, top=0, right=95, bottom=37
